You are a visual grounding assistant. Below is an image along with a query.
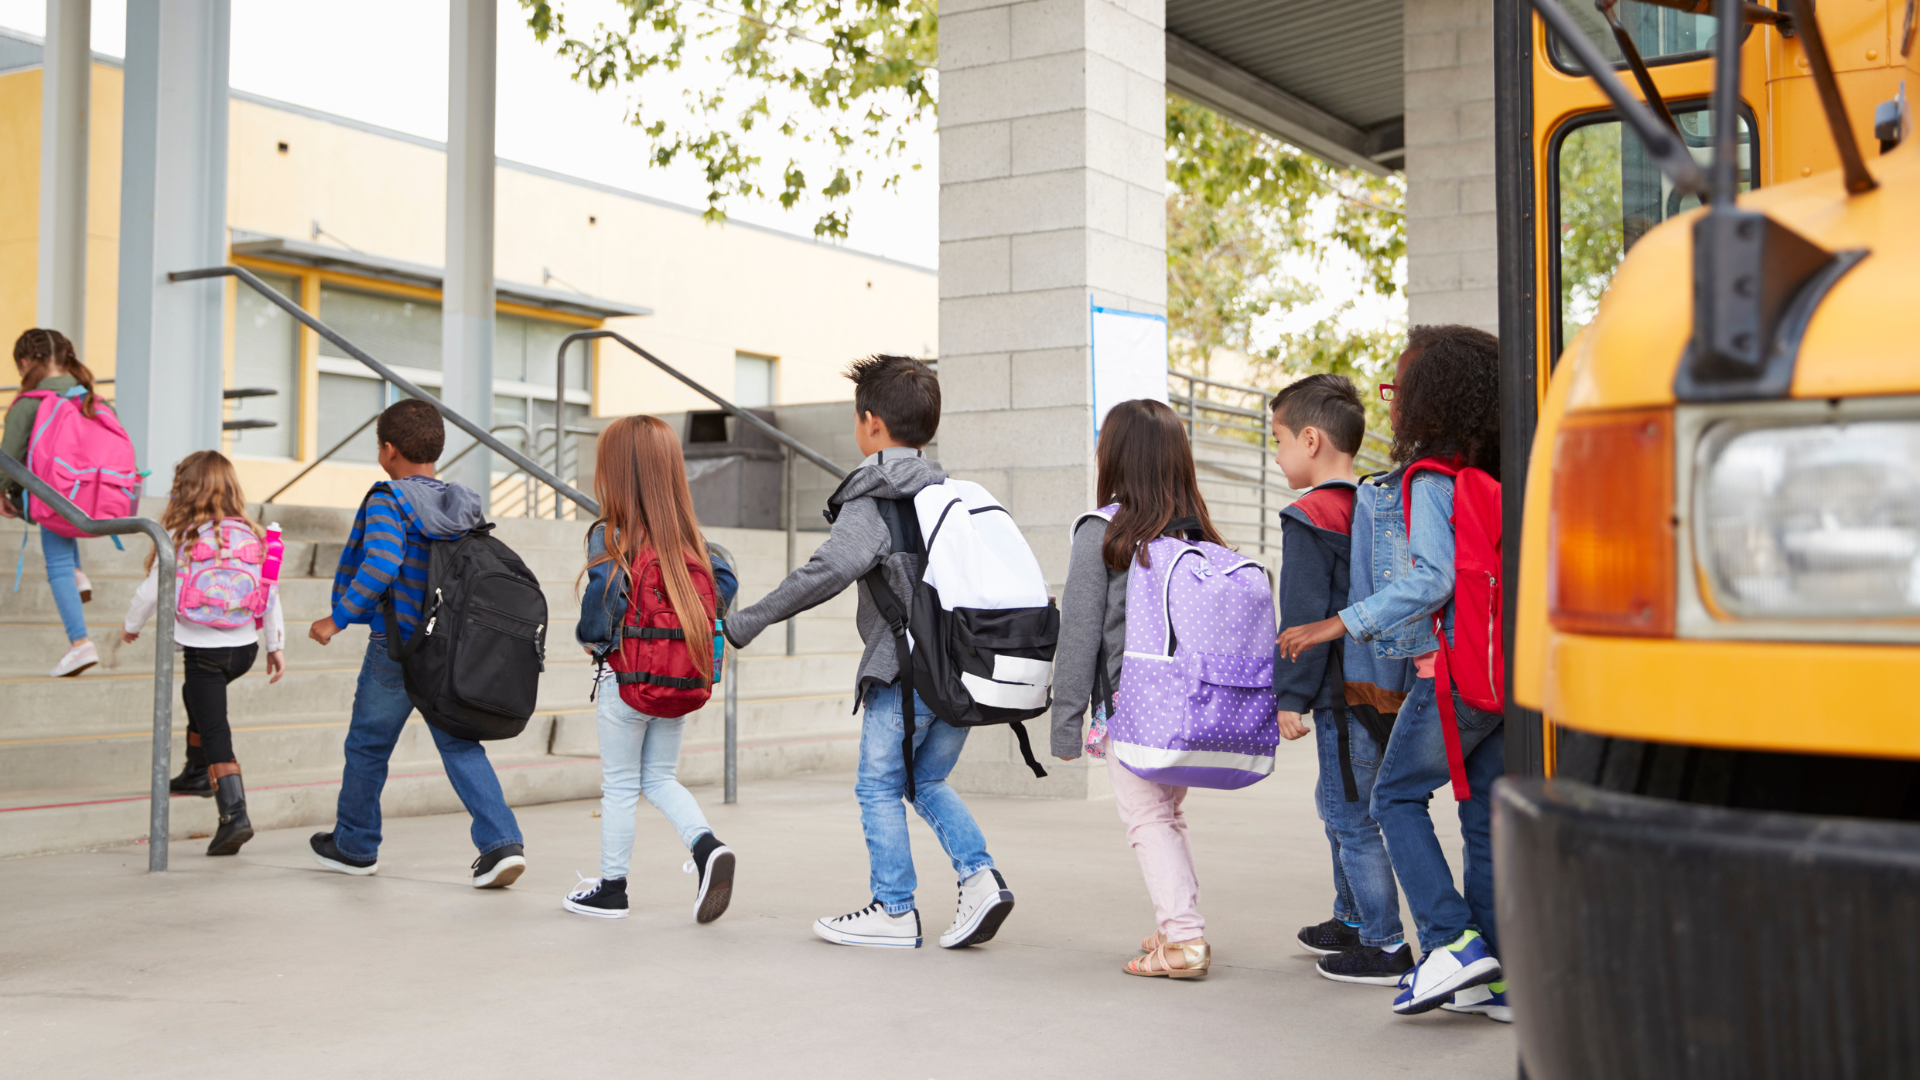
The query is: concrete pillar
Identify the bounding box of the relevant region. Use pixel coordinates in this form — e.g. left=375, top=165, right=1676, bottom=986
left=37, top=0, right=90, bottom=352
left=938, top=0, right=1166, bottom=799
left=114, top=0, right=230, bottom=476
left=441, top=0, right=497, bottom=490
left=1403, top=0, right=1498, bottom=331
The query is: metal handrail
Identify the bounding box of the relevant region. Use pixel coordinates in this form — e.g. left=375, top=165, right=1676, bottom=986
left=556, top=329, right=847, bottom=481
left=0, top=450, right=177, bottom=872
left=169, top=265, right=600, bottom=517
left=442, top=422, right=536, bottom=470
left=263, top=410, right=381, bottom=504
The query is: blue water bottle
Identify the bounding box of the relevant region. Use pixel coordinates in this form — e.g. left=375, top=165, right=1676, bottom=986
left=713, top=618, right=726, bottom=681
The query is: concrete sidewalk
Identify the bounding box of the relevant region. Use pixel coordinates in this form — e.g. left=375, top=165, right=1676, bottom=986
left=2, top=750, right=1514, bottom=1078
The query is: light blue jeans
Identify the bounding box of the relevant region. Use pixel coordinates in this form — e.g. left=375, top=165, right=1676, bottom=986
left=1314, top=706, right=1404, bottom=947
left=41, top=527, right=87, bottom=643
left=856, top=683, right=993, bottom=915
left=597, top=681, right=712, bottom=880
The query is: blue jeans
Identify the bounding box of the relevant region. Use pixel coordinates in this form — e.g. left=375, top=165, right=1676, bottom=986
left=856, top=683, right=993, bottom=915
left=1314, top=706, right=1404, bottom=947
left=332, top=641, right=522, bottom=862
left=40, top=527, right=87, bottom=643
left=596, top=680, right=712, bottom=880
left=1370, top=677, right=1504, bottom=955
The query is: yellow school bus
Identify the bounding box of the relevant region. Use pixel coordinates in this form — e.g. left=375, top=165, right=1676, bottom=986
left=1491, top=0, right=1918, bottom=1074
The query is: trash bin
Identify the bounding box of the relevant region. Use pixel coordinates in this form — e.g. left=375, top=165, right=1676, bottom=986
left=681, top=409, right=783, bottom=529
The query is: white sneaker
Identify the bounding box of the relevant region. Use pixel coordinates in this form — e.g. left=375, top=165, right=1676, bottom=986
left=1442, top=982, right=1512, bottom=1023
left=74, top=570, right=92, bottom=603
left=940, top=867, right=1015, bottom=949
left=51, top=640, right=97, bottom=678
left=813, top=900, right=921, bottom=948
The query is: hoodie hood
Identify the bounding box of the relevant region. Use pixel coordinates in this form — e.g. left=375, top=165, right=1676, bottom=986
left=388, top=476, right=486, bottom=539
left=824, top=448, right=946, bottom=518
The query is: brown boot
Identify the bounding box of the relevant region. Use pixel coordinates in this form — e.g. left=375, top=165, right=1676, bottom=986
left=207, top=762, right=253, bottom=856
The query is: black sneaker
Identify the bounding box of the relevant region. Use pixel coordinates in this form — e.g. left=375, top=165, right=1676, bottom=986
left=1317, top=944, right=1417, bottom=986
left=563, top=876, right=629, bottom=919
left=685, top=832, right=735, bottom=924
left=1297, top=918, right=1361, bottom=956
left=310, top=832, right=378, bottom=876
left=472, top=844, right=527, bottom=889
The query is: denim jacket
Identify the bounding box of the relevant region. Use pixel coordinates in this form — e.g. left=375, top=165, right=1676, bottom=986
left=1341, top=478, right=1415, bottom=695
left=576, top=523, right=739, bottom=661
left=1338, top=468, right=1453, bottom=658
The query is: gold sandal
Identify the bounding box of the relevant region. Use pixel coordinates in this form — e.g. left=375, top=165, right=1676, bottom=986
left=1124, top=938, right=1210, bottom=978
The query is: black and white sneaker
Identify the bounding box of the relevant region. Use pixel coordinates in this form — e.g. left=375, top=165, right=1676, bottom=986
left=813, top=900, right=922, bottom=948
left=563, top=875, right=630, bottom=919
left=309, top=832, right=378, bottom=876
left=939, top=867, right=1015, bottom=949
left=1297, top=918, right=1362, bottom=956
left=472, top=844, right=527, bottom=889
left=1317, top=944, right=1417, bottom=986
left=683, top=833, right=735, bottom=924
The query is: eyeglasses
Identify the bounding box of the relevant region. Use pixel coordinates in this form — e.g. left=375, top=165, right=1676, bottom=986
left=1378, top=383, right=1397, bottom=401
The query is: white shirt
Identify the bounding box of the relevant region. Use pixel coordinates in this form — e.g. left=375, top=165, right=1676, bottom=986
left=125, top=564, right=286, bottom=652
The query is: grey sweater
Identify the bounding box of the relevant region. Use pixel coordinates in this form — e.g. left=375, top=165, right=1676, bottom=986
left=1049, top=515, right=1130, bottom=759
left=725, top=447, right=945, bottom=702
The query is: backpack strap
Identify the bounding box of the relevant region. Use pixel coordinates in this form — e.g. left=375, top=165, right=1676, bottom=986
left=862, top=562, right=919, bottom=802
left=1330, top=638, right=1361, bottom=803
left=1431, top=618, right=1474, bottom=802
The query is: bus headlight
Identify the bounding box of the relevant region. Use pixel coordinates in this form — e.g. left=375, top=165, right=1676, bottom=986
left=1696, top=420, right=1920, bottom=618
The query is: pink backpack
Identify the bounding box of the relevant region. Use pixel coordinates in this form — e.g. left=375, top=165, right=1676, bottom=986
left=18, top=387, right=140, bottom=537
left=176, top=519, right=276, bottom=630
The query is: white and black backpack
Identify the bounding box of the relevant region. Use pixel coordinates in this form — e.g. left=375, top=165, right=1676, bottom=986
left=863, top=479, right=1059, bottom=796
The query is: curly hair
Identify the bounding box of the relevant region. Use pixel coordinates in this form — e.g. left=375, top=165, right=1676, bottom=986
left=1391, top=324, right=1501, bottom=477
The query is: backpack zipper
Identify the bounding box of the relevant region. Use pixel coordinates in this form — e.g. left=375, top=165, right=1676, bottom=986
left=1486, top=571, right=1497, bottom=694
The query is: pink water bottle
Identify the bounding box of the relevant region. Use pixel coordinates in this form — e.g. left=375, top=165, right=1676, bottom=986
left=255, top=522, right=284, bottom=628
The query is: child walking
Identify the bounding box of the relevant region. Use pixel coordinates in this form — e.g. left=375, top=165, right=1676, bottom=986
left=307, top=399, right=528, bottom=887
left=563, top=414, right=741, bottom=923
left=1279, top=325, right=1507, bottom=1019
left=3, top=329, right=104, bottom=677
left=1267, top=375, right=1414, bottom=986
left=725, top=355, right=1015, bottom=950
left=1051, top=398, right=1231, bottom=979
left=122, top=451, right=286, bottom=856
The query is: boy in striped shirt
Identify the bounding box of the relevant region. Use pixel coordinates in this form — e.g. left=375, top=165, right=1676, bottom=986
left=305, top=399, right=527, bottom=887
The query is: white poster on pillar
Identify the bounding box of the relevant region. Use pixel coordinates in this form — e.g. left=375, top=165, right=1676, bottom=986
left=1089, top=302, right=1169, bottom=435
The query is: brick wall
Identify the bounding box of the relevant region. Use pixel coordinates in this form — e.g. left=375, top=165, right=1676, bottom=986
left=1403, top=0, right=1499, bottom=332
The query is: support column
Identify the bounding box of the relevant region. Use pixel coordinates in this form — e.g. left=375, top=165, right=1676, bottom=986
left=938, top=0, right=1167, bottom=798
left=1403, top=0, right=1499, bottom=331
left=115, top=0, right=229, bottom=476
left=441, top=0, right=497, bottom=491
left=38, top=0, right=90, bottom=351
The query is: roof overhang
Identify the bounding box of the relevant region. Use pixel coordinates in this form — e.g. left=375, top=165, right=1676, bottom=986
left=229, top=232, right=653, bottom=319
left=1166, top=33, right=1402, bottom=175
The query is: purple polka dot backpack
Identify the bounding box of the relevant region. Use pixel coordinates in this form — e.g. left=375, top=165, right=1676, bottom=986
left=1077, top=506, right=1279, bottom=790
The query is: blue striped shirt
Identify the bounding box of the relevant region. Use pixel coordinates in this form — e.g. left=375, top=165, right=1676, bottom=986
left=330, top=484, right=433, bottom=638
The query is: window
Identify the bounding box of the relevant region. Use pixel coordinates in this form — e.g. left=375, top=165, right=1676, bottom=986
left=1547, top=1, right=1734, bottom=73
left=229, top=271, right=300, bottom=459
left=734, top=352, right=775, bottom=408
left=1552, top=101, right=1757, bottom=356
left=310, top=284, right=593, bottom=465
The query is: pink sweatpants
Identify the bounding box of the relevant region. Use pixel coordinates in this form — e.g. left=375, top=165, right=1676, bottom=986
left=1107, top=742, right=1205, bottom=942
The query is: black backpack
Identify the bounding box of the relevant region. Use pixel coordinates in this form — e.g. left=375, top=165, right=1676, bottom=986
left=852, top=481, right=1060, bottom=799
left=382, top=522, right=549, bottom=742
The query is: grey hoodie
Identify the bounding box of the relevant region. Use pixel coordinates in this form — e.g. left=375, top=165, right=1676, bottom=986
left=725, top=447, right=945, bottom=701
left=390, top=476, right=486, bottom=539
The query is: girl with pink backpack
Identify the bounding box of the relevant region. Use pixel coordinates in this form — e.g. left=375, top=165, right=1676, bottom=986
left=122, top=451, right=286, bottom=857
left=2, top=329, right=132, bottom=677
left=1050, top=399, right=1263, bottom=980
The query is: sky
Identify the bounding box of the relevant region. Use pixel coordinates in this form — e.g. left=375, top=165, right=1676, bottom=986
left=0, top=0, right=941, bottom=268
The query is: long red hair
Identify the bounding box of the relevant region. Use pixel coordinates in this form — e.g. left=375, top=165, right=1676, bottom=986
left=580, top=415, right=714, bottom=683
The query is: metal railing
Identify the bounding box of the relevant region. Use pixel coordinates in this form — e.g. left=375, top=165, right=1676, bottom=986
left=169, top=265, right=600, bottom=518
left=554, top=330, right=850, bottom=802
left=0, top=450, right=177, bottom=872
left=1169, top=370, right=1391, bottom=556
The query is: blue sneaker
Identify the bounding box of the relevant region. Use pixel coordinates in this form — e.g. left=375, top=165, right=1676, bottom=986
left=1442, top=981, right=1512, bottom=1023
left=1392, top=931, right=1501, bottom=1015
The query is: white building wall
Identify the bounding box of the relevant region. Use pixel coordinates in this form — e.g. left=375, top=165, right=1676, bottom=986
left=1403, top=0, right=1499, bottom=331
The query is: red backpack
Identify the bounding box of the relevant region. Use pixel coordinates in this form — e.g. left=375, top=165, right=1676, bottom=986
left=1401, top=459, right=1503, bottom=802
left=608, top=548, right=718, bottom=718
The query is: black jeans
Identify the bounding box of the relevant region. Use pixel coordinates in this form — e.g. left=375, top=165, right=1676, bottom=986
left=182, top=644, right=257, bottom=765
